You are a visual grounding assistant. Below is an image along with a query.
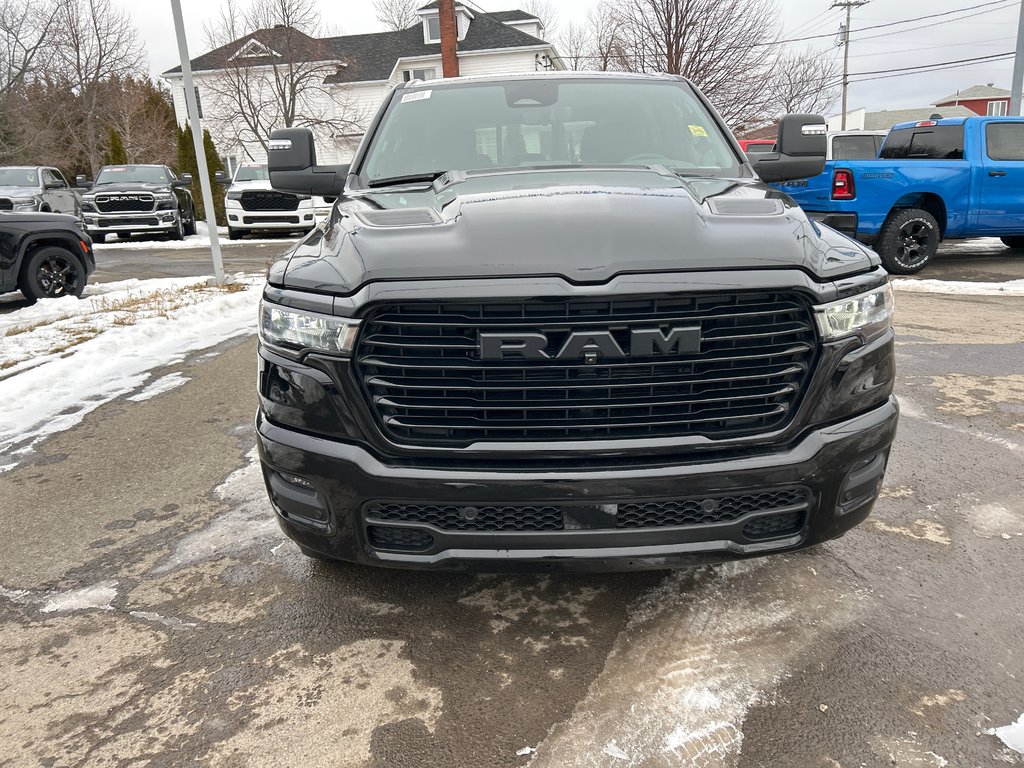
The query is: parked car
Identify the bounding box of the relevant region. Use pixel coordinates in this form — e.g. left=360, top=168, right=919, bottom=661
left=774, top=130, right=888, bottom=230
left=779, top=116, right=1024, bottom=273
left=738, top=138, right=775, bottom=154
left=0, top=212, right=95, bottom=301
left=216, top=163, right=317, bottom=240
left=257, top=72, right=897, bottom=571
left=0, top=166, right=82, bottom=219
left=78, top=164, right=197, bottom=244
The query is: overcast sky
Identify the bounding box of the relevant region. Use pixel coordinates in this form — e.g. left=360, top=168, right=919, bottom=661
left=123, top=0, right=1021, bottom=115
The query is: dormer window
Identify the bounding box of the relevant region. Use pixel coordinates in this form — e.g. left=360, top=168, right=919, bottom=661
left=424, top=14, right=441, bottom=43
left=230, top=39, right=280, bottom=60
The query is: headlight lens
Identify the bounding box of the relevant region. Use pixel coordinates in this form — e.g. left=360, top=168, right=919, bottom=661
left=815, top=284, right=893, bottom=340
left=227, top=190, right=243, bottom=200
left=13, top=197, right=37, bottom=209
left=259, top=301, right=360, bottom=355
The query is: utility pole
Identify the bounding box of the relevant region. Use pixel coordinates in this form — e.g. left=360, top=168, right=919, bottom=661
left=833, top=0, right=868, bottom=130
left=1011, top=0, right=1024, bottom=115
left=170, top=0, right=224, bottom=282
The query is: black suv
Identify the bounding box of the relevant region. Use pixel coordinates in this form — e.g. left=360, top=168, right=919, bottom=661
left=0, top=166, right=82, bottom=218
left=0, top=212, right=95, bottom=300
left=258, top=73, right=898, bottom=571
left=78, top=164, right=197, bottom=243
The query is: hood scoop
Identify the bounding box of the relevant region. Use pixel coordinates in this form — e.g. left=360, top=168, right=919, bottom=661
left=706, top=197, right=785, bottom=216
left=355, top=208, right=441, bottom=228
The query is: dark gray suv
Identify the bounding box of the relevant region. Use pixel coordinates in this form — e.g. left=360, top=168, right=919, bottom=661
left=0, top=166, right=81, bottom=219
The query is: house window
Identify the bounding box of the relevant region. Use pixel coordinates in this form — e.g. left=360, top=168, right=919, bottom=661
left=403, top=68, right=437, bottom=82
left=182, top=86, right=203, bottom=119
left=425, top=15, right=441, bottom=43
left=988, top=100, right=1008, bottom=116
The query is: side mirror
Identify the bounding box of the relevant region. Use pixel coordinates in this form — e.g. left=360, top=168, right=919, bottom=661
left=268, top=128, right=349, bottom=196
left=747, top=114, right=827, bottom=183
left=214, top=170, right=229, bottom=185
left=76, top=175, right=92, bottom=189
left=174, top=173, right=193, bottom=187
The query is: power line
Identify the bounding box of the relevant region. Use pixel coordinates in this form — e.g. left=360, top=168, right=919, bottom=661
left=850, top=50, right=1015, bottom=77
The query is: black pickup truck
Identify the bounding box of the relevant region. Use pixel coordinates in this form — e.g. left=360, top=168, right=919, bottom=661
left=257, top=73, right=898, bottom=571
left=78, top=164, right=197, bottom=243
left=0, top=212, right=95, bottom=300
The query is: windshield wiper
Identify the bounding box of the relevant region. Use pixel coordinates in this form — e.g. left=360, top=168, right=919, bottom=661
left=366, top=171, right=448, bottom=188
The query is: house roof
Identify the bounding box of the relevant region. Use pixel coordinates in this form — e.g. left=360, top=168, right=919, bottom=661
left=162, top=11, right=549, bottom=80
left=934, top=84, right=1010, bottom=104
left=863, top=105, right=975, bottom=130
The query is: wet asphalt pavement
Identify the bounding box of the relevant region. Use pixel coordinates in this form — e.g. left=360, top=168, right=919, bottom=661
left=0, top=239, right=1022, bottom=767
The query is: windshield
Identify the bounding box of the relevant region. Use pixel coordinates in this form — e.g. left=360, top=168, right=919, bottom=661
left=360, top=78, right=741, bottom=184
left=234, top=164, right=270, bottom=182
left=95, top=166, right=170, bottom=185
left=0, top=168, right=38, bottom=187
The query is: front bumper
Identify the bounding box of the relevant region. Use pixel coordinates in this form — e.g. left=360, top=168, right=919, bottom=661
left=257, top=397, right=899, bottom=571
left=226, top=206, right=315, bottom=231
left=84, top=209, right=179, bottom=234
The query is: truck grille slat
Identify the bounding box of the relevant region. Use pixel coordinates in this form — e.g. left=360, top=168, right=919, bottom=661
left=356, top=292, right=817, bottom=445
left=240, top=190, right=300, bottom=211
left=96, top=194, right=155, bottom=213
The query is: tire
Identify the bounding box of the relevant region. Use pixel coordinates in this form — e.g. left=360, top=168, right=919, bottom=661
left=1000, top=236, right=1024, bottom=250
left=875, top=208, right=940, bottom=274
left=168, top=217, right=184, bottom=241
left=19, top=246, right=86, bottom=302
left=183, top=208, right=197, bottom=236
left=91, top=233, right=106, bottom=244
left=228, top=226, right=242, bottom=240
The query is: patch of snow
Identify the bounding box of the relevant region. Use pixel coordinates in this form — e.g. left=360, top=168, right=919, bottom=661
left=151, top=447, right=279, bottom=574
left=92, top=222, right=300, bottom=250
left=516, top=746, right=537, bottom=757
left=892, top=278, right=1024, bottom=296
left=0, top=275, right=261, bottom=470
left=127, top=372, right=190, bottom=402
left=129, top=610, right=198, bottom=630
left=39, top=580, right=118, bottom=613
left=602, top=742, right=629, bottom=761
left=987, top=714, right=1024, bottom=756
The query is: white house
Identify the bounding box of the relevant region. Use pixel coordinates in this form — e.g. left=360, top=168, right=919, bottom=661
left=162, top=2, right=563, bottom=173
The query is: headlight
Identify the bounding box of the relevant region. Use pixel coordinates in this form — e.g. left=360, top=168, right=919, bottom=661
left=815, top=284, right=893, bottom=340
left=13, top=197, right=38, bottom=210
left=259, top=301, right=360, bottom=355
left=227, top=190, right=243, bottom=200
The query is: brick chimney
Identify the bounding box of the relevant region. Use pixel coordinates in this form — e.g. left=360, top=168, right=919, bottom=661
left=439, top=0, right=460, bottom=78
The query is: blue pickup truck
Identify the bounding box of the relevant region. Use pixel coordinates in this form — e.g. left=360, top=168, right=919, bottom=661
left=777, top=116, right=1024, bottom=273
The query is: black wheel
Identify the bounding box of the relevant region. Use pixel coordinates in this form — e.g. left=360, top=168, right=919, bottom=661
left=91, top=233, right=105, bottom=244
left=228, top=226, right=242, bottom=240
left=168, top=217, right=184, bottom=241
left=20, top=246, right=86, bottom=301
left=875, top=208, right=940, bottom=274
left=297, top=544, right=334, bottom=561
left=1000, top=236, right=1024, bottom=250
left=184, top=208, right=197, bottom=236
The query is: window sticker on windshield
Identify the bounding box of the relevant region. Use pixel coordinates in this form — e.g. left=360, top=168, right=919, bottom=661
left=401, top=90, right=432, bottom=103
left=688, top=125, right=708, bottom=138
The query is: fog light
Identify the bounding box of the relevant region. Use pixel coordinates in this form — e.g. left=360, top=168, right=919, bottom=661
left=228, top=214, right=238, bottom=222
left=279, top=472, right=315, bottom=490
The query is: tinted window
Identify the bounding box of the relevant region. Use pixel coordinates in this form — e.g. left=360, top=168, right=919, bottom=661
left=880, top=126, right=964, bottom=159
left=832, top=135, right=879, bottom=160
left=95, top=166, right=171, bottom=185
left=361, top=79, right=740, bottom=183
left=986, top=123, right=1024, bottom=160
left=0, top=168, right=38, bottom=186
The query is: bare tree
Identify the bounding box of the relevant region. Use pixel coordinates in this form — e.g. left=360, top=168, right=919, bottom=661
left=202, top=0, right=364, bottom=159
left=556, top=20, right=592, bottom=71
left=373, top=0, right=420, bottom=32
left=520, top=0, right=558, bottom=37
left=50, top=0, right=145, bottom=174
left=601, top=0, right=779, bottom=126
left=766, top=49, right=841, bottom=116
left=105, top=76, right=177, bottom=166
left=589, top=5, right=627, bottom=72
left=0, top=0, right=59, bottom=104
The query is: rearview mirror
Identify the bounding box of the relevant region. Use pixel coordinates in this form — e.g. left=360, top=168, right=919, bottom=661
left=747, top=114, right=827, bottom=183
left=76, top=175, right=92, bottom=189
left=268, top=128, right=349, bottom=196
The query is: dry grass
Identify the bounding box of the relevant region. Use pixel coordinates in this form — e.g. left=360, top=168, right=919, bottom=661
left=4, top=314, right=74, bottom=337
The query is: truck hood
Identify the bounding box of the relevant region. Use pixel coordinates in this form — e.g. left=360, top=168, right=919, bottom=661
left=0, top=185, right=40, bottom=198
left=274, top=168, right=878, bottom=294
left=228, top=180, right=273, bottom=192
left=83, top=183, right=172, bottom=197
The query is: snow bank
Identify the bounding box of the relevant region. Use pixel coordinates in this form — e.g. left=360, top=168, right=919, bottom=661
left=0, top=274, right=261, bottom=469
left=892, top=278, right=1024, bottom=296
left=90, top=221, right=301, bottom=250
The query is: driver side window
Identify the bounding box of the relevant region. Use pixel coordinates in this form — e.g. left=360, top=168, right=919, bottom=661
left=42, top=169, right=65, bottom=188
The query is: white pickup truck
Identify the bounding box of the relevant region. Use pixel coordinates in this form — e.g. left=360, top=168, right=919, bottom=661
left=220, top=163, right=324, bottom=240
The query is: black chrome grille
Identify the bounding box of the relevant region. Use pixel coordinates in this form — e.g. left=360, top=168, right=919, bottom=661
left=240, top=190, right=299, bottom=211
left=355, top=293, right=817, bottom=445
left=366, top=503, right=564, bottom=532
left=96, top=194, right=154, bottom=213
left=616, top=488, right=809, bottom=529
